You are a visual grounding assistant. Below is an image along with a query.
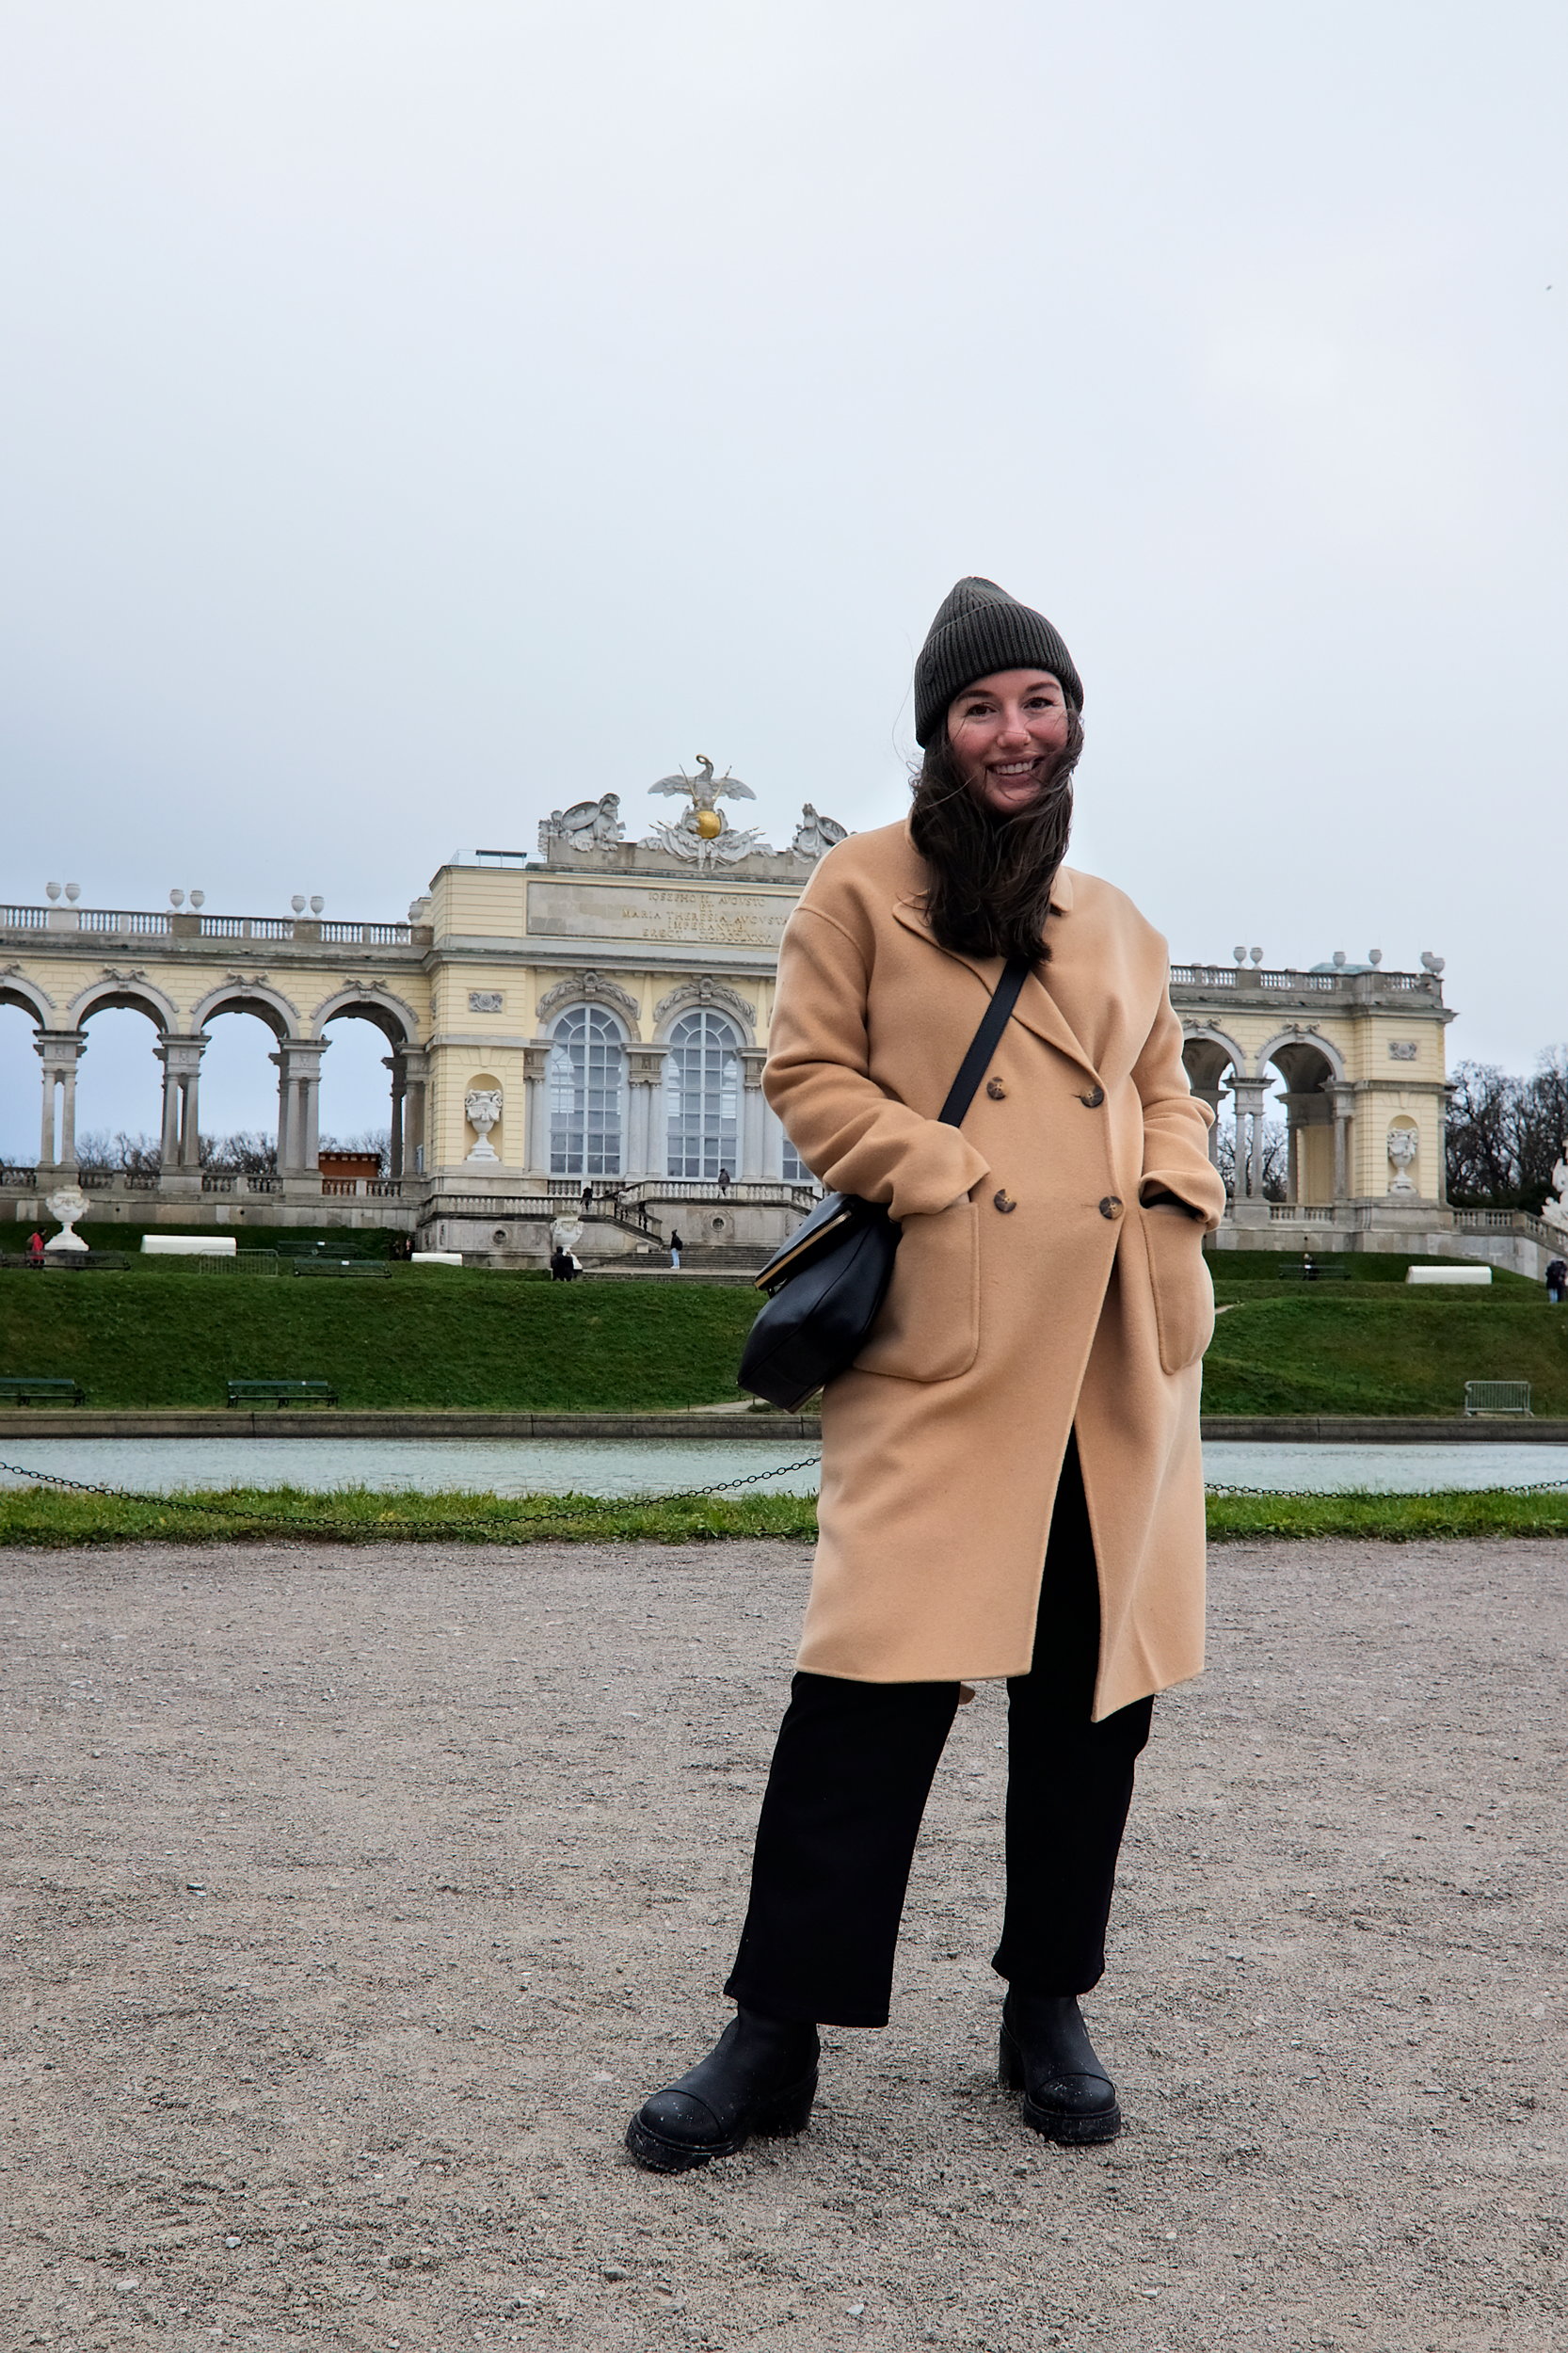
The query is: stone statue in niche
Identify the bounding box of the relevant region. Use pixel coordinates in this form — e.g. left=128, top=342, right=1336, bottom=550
left=1385, top=1126, right=1419, bottom=1195
left=537, top=794, right=626, bottom=858
left=464, top=1089, right=504, bottom=1162
left=791, top=804, right=848, bottom=860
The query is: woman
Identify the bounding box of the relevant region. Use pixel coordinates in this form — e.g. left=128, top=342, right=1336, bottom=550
left=626, top=577, right=1224, bottom=2172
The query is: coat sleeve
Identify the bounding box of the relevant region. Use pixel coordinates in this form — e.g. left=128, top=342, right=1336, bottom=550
left=763, top=904, right=991, bottom=1219
left=1131, top=980, right=1228, bottom=1230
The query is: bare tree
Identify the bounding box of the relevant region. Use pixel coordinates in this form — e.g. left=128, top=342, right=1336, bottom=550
left=1446, top=1048, right=1568, bottom=1209
left=1212, top=1115, right=1288, bottom=1203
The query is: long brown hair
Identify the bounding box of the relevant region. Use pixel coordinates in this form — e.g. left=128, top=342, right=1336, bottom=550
left=908, top=709, right=1083, bottom=964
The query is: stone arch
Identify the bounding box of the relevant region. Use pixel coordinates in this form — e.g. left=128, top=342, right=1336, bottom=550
left=309, top=984, right=422, bottom=1046
left=191, top=980, right=302, bottom=1041
left=1256, top=1029, right=1348, bottom=1209
left=1250, top=1025, right=1346, bottom=1084
left=653, top=976, right=757, bottom=1047
left=1180, top=1024, right=1246, bottom=1180
left=536, top=971, right=641, bottom=1035
left=69, top=976, right=179, bottom=1033
left=0, top=973, right=55, bottom=1026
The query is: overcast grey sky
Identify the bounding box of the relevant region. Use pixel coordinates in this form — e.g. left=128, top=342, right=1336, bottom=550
left=1, top=0, right=1563, bottom=1150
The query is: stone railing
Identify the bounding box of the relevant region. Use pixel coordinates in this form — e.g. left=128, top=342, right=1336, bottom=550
left=0, top=904, right=427, bottom=948
left=1169, top=963, right=1440, bottom=1000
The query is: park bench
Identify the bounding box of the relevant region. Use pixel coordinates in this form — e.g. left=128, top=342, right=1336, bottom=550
left=1464, top=1380, right=1532, bottom=1417
left=288, top=1259, right=392, bottom=1278
left=1277, top=1259, right=1350, bottom=1281
left=226, top=1379, right=340, bottom=1409
left=0, top=1376, right=87, bottom=1406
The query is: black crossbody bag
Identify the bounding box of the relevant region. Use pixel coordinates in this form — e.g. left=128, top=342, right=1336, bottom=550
left=738, top=955, right=1031, bottom=1411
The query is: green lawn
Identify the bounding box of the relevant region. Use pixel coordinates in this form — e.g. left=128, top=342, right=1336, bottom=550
left=1, top=1246, right=1562, bottom=1417
left=1, top=1483, right=1565, bottom=1548
left=0, top=1264, right=758, bottom=1411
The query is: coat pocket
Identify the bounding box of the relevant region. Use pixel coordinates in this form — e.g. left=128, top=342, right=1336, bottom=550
left=1142, top=1206, right=1216, bottom=1375
left=853, top=1199, right=981, bottom=1383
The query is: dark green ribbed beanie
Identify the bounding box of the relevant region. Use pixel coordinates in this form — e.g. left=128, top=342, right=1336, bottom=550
left=913, top=576, right=1083, bottom=746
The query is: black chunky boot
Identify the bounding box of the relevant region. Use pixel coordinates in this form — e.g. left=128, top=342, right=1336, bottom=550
left=999, top=1990, right=1121, bottom=2145
left=625, top=2009, right=820, bottom=2173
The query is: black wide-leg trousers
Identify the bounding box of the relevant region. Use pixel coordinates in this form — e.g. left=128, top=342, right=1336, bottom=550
left=724, top=1436, right=1153, bottom=2028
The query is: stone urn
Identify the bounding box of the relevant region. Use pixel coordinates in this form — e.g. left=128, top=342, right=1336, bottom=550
left=464, top=1088, right=503, bottom=1162
left=44, top=1184, right=90, bottom=1252
left=1385, top=1126, right=1419, bottom=1196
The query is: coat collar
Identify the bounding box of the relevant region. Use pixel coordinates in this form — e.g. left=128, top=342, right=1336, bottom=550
left=890, top=872, right=1096, bottom=1080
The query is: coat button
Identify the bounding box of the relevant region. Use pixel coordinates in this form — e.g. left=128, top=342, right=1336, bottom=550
left=1098, top=1195, right=1123, bottom=1220
left=993, top=1189, right=1017, bottom=1214
left=1080, top=1084, right=1106, bottom=1108
left=986, top=1077, right=1007, bottom=1100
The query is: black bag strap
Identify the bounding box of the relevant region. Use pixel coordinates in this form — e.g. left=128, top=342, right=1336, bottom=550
left=936, top=954, right=1032, bottom=1128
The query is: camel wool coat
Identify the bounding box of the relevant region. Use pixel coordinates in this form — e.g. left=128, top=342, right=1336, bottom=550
left=762, top=820, right=1227, bottom=1719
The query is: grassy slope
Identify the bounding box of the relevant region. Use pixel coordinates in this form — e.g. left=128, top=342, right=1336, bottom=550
left=0, top=1267, right=758, bottom=1410
left=1201, top=1290, right=1567, bottom=1416
left=0, top=1252, right=1561, bottom=1417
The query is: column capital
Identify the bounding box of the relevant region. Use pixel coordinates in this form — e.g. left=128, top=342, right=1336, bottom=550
left=740, top=1047, right=769, bottom=1089
left=33, top=1028, right=88, bottom=1070
left=626, top=1045, right=669, bottom=1086
left=154, top=1032, right=208, bottom=1076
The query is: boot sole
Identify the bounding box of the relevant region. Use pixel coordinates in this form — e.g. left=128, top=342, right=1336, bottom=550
left=623, top=2072, right=818, bottom=2174
left=1000, top=2026, right=1122, bottom=2147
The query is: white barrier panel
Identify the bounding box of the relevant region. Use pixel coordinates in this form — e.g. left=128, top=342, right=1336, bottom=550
left=410, top=1251, right=464, bottom=1266
left=1406, top=1264, right=1491, bottom=1285
left=140, top=1234, right=238, bottom=1257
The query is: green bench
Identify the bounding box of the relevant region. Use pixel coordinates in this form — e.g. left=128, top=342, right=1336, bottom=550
left=288, top=1259, right=392, bottom=1278
left=1277, top=1258, right=1350, bottom=1281
left=226, top=1379, right=340, bottom=1409
left=0, top=1376, right=88, bottom=1406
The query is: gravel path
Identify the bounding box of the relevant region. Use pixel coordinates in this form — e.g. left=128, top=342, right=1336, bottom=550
left=2, top=1534, right=1563, bottom=2351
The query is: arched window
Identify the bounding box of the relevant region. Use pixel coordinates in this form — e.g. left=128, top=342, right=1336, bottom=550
left=549, top=1006, right=625, bottom=1176
left=665, top=1010, right=741, bottom=1179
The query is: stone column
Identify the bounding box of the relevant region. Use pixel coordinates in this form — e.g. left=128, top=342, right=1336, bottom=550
left=1226, top=1077, right=1273, bottom=1215
left=155, top=1036, right=208, bottom=1174
left=1190, top=1084, right=1224, bottom=1172
left=269, top=1041, right=329, bottom=1178
left=625, top=1046, right=667, bottom=1180
left=395, top=1046, right=429, bottom=1178
left=520, top=1043, right=551, bottom=1175
left=1329, top=1083, right=1355, bottom=1202
left=740, top=1048, right=768, bottom=1179
left=384, top=1057, right=405, bottom=1178
left=35, top=1031, right=87, bottom=1173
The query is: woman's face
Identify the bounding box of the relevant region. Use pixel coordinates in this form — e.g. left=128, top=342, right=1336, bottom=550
left=946, top=668, right=1072, bottom=817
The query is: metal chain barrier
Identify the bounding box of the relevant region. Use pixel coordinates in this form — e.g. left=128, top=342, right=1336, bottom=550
left=4, top=1457, right=1567, bottom=1531
left=1204, top=1476, right=1568, bottom=1498
left=0, top=1450, right=826, bottom=1534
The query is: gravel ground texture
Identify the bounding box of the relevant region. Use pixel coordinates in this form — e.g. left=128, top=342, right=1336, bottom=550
left=2, top=1533, right=1563, bottom=2353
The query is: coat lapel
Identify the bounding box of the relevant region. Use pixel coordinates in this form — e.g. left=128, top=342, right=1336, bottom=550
left=890, top=878, right=1098, bottom=1081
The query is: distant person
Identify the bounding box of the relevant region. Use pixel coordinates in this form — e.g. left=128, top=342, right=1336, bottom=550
left=581, top=1182, right=594, bottom=1213
left=717, top=1167, right=731, bottom=1195
left=627, top=575, right=1224, bottom=2175
left=26, top=1229, right=45, bottom=1262
left=1302, top=1251, right=1318, bottom=1282
left=550, top=1246, right=577, bottom=1283
left=1546, top=1257, right=1566, bottom=1305
left=668, top=1228, right=684, bottom=1272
